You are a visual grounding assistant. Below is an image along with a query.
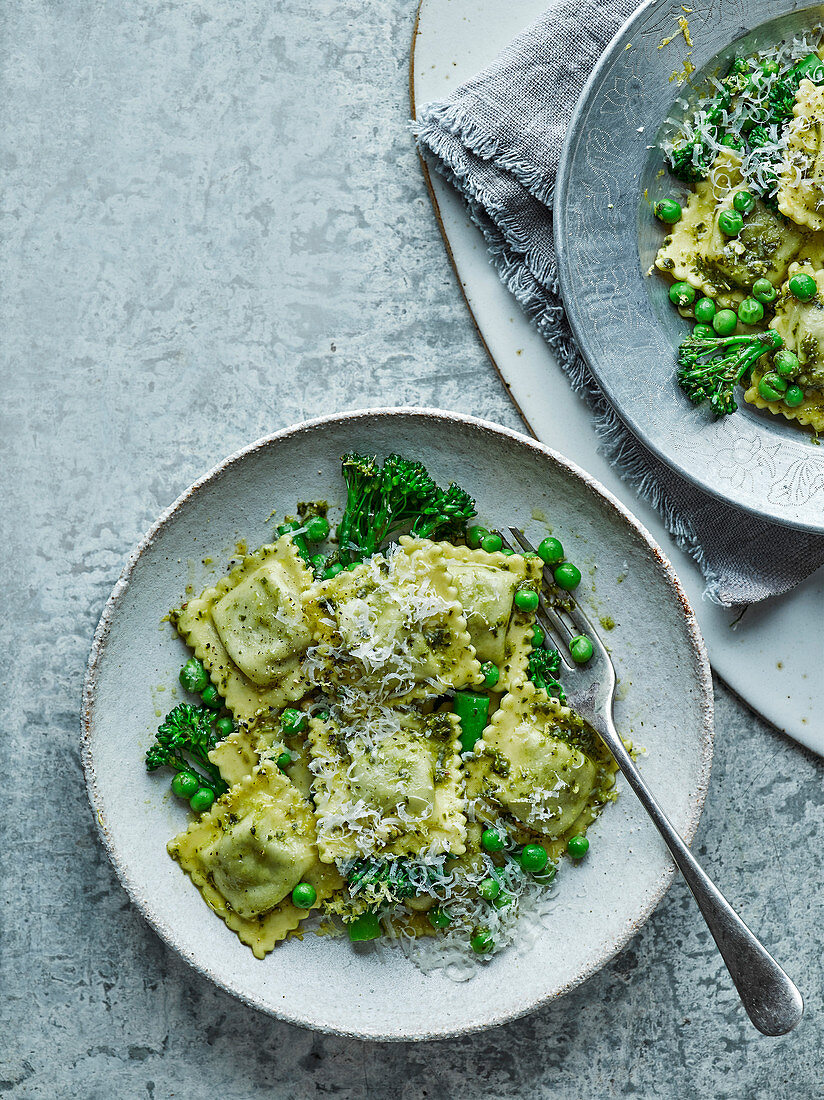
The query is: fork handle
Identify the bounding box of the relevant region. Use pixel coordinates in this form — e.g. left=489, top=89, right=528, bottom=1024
left=590, top=713, right=803, bottom=1036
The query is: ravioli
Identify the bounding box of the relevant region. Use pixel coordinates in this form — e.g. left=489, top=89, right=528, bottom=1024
left=209, top=710, right=313, bottom=798
left=468, top=683, right=617, bottom=846
left=302, top=542, right=482, bottom=702
left=743, top=262, right=824, bottom=428
left=173, top=536, right=314, bottom=723
left=655, top=151, right=806, bottom=305
left=778, top=78, right=824, bottom=231
left=167, top=760, right=343, bottom=957
left=307, top=706, right=466, bottom=863
left=430, top=541, right=542, bottom=692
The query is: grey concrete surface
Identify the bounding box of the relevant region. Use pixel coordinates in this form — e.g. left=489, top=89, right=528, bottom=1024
left=1, top=2, right=822, bottom=1097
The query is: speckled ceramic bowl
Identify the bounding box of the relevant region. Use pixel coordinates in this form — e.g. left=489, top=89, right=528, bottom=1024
left=81, top=408, right=713, bottom=1040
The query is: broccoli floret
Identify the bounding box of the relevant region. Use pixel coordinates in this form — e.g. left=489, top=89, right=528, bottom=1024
left=677, top=330, right=784, bottom=417
left=768, top=52, right=824, bottom=125
left=527, top=646, right=566, bottom=703
left=669, top=142, right=714, bottom=183
left=145, top=703, right=228, bottom=799
left=335, top=452, right=476, bottom=565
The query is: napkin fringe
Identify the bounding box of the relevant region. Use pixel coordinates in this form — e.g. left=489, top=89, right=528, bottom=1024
left=416, top=106, right=557, bottom=210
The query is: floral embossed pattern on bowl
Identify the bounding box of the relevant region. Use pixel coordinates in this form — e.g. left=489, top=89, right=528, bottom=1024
left=555, top=0, right=824, bottom=532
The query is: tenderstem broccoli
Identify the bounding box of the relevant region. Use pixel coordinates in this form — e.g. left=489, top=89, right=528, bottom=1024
left=677, top=329, right=783, bottom=417
left=145, top=703, right=228, bottom=799
left=527, top=646, right=566, bottom=703
left=345, top=856, right=445, bottom=908
left=334, top=452, right=476, bottom=565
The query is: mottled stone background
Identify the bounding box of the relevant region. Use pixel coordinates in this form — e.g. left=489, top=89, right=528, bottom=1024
left=1, top=2, right=822, bottom=1097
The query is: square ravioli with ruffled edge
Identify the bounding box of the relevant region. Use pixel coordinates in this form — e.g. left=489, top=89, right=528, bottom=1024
left=655, top=151, right=810, bottom=307
left=430, top=540, right=542, bottom=693
left=466, top=682, right=617, bottom=849
left=172, top=536, right=315, bottom=724
left=778, top=78, right=824, bottom=232
left=744, top=261, right=824, bottom=430
left=302, top=542, right=482, bottom=703
left=307, top=705, right=466, bottom=863
left=209, top=710, right=314, bottom=799
left=167, top=759, right=343, bottom=958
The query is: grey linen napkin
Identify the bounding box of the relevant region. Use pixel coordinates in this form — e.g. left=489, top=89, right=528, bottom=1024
left=415, top=0, right=824, bottom=605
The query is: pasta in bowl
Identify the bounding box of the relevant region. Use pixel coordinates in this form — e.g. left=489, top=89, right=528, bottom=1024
left=652, top=27, right=824, bottom=427
left=82, top=409, right=713, bottom=1039
left=555, top=0, right=824, bottom=529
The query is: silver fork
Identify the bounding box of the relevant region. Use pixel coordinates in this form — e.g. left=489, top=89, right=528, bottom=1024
left=502, top=527, right=803, bottom=1037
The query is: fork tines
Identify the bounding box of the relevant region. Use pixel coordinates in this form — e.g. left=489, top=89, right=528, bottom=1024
left=499, top=527, right=598, bottom=670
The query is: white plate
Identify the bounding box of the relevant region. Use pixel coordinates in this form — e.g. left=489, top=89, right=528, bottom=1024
left=82, top=408, right=713, bottom=1040
left=411, top=0, right=824, bottom=755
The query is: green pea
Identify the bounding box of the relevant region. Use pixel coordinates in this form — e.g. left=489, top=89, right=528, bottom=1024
left=454, top=692, right=491, bottom=753
left=291, top=882, right=317, bottom=909
left=481, top=828, right=506, bottom=853
left=784, top=384, right=805, bottom=408
left=281, top=708, right=308, bottom=735
left=789, top=273, right=817, bottom=301
left=477, top=878, right=501, bottom=901
left=492, top=892, right=513, bottom=910
left=310, top=553, right=325, bottom=570
left=189, top=787, right=215, bottom=813
left=693, top=323, right=715, bottom=339
left=305, top=515, right=330, bottom=542
left=480, top=532, right=503, bottom=553
left=718, top=209, right=744, bottom=237
left=171, top=770, right=200, bottom=799
left=732, top=190, right=756, bottom=214
left=654, top=199, right=682, bottom=225
left=693, top=297, right=716, bottom=324
left=470, top=929, right=494, bottom=955
left=757, top=372, right=788, bottom=402
left=554, top=562, right=581, bottom=591
left=569, top=635, right=594, bottom=664
left=762, top=59, right=780, bottom=77
left=346, top=562, right=359, bottom=571
left=520, top=844, right=549, bottom=873
left=201, top=685, right=221, bottom=709
left=276, top=751, right=292, bottom=770
left=323, top=563, right=344, bottom=580
left=752, top=277, right=777, bottom=305
left=481, top=662, right=500, bottom=689
left=466, top=525, right=489, bottom=550
left=538, top=537, right=565, bottom=565
left=215, top=716, right=234, bottom=739
left=348, top=912, right=382, bottom=941
left=500, top=547, right=515, bottom=557
left=773, top=349, right=800, bottom=378
left=531, top=624, right=545, bottom=647
left=567, top=834, right=589, bottom=859
left=428, top=907, right=452, bottom=929
left=737, top=297, right=764, bottom=326
left=721, top=134, right=742, bottom=149
left=669, top=281, right=696, bottom=308
left=179, top=657, right=208, bottom=694
left=712, top=309, right=738, bottom=336
left=513, top=588, right=539, bottom=612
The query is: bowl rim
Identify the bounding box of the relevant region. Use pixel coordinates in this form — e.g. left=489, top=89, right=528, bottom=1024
left=554, top=0, right=824, bottom=534
left=80, top=406, right=714, bottom=1040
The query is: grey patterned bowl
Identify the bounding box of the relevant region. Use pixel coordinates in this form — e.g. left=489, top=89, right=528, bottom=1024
left=82, top=408, right=713, bottom=1040
left=555, top=0, right=824, bottom=531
